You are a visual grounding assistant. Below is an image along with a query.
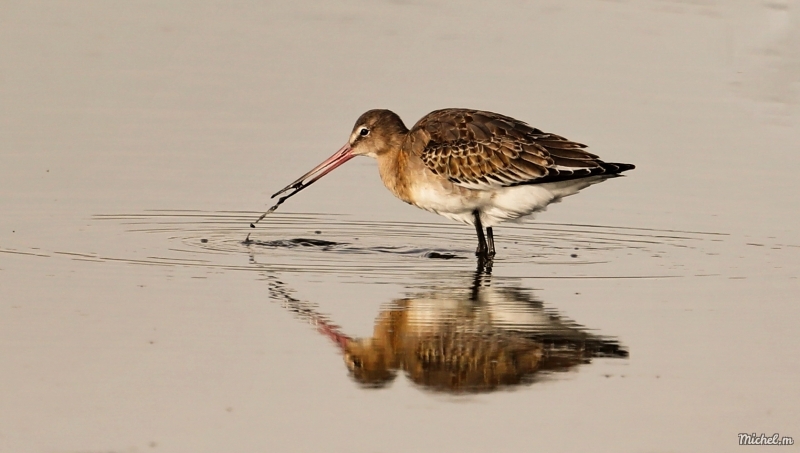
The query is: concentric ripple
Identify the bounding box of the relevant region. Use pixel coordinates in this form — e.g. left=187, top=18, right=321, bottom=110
left=84, top=210, right=728, bottom=279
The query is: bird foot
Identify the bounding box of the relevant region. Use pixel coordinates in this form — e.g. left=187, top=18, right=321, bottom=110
left=476, top=253, right=494, bottom=273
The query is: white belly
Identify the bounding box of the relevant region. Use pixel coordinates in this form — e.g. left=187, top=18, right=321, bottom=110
left=409, top=176, right=607, bottom=227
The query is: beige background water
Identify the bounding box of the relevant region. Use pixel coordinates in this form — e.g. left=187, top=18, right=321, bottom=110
left=1, top=1, right=799, bottom=452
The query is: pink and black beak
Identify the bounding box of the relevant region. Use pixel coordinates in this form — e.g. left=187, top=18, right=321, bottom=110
left=271, top=143, right=355, bottom=201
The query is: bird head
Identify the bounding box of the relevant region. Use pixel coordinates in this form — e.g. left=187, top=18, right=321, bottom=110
left=271, top=109, right=408, bottom=200
left=347, top=109, right=409, bottom=158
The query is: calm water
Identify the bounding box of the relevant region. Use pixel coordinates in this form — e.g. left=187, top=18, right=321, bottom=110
left=1, top=1, right=799, bottom=452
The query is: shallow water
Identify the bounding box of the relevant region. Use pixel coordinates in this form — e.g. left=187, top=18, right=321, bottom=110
left=2, top=1, right=799, bottom=452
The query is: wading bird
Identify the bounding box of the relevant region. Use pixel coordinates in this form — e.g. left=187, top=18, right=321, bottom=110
left=271, top=109, right=634, bottom=259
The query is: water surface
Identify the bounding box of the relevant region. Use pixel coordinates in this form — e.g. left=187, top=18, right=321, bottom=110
left=1, top=1, right=798, bottom=452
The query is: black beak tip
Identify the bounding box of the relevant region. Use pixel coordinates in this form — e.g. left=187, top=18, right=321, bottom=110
left=250, top=223, right=255, bottom=228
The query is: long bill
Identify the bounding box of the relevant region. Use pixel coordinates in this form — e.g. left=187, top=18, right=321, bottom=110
left=248, top=143, right=355, bottom=229
left=272, top=142, right=355, bottom=199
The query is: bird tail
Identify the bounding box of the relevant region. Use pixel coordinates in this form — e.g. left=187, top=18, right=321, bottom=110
left=600, top=162, right=636, bottom=175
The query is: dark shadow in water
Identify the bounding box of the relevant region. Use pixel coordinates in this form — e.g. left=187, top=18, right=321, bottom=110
left=244, top=237, right=341, bottom=250
left=423, top=251, right=460, bottom=260
left=267, top=263, right=627, bottom=394
left=244, top=232, right=466, bottom=260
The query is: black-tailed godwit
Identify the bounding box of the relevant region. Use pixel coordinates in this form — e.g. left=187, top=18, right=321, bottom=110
left=268, top=109, right=635, bottom=259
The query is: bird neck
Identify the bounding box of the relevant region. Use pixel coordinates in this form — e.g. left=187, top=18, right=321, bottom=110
left=376, top=146, right=413, bottom=204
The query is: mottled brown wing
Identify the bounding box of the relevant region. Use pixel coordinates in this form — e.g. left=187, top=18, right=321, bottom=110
left=406, top=109, right=608, bottom=190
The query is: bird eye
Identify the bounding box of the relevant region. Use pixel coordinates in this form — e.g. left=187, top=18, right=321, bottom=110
left=359, top=127, right=370, bottom=137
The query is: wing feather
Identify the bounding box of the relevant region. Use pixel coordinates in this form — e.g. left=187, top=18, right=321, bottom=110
left=407, top=109, right=631, bottom=189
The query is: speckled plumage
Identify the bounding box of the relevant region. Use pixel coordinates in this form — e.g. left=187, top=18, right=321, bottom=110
left=405, top=109, right=632, bottom=189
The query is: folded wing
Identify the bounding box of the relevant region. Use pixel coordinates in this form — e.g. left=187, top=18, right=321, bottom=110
left=405, top=109, right=632, bottom=191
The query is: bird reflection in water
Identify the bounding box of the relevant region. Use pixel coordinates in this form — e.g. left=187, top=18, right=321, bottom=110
left=269, top=267, right=627, bottom=394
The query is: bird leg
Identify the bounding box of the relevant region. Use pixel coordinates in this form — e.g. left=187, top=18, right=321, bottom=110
left=486, top=227, right=496, bottom=257
left=470, top=260, right=492, bottom=301
left=473, top=210, right=489, bottom=258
